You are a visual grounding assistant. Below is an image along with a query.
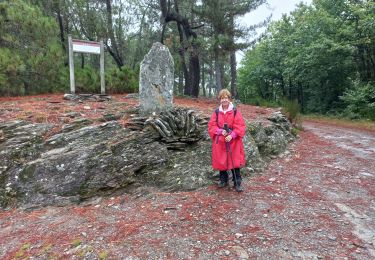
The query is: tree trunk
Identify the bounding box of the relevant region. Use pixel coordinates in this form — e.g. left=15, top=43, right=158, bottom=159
left=178, top=69, right=184, bottom=95
left=209, top=60, right=214, bottom=98
left=201, top=60, right=206, bottom=97
left=56, top=2, right=65, bottom=52
left=230, top=51, right=237, bottom=99
left=81, top=54, right=84, bottom=69
left=133, top=6, right=148, bottom=69
left=229, top=8, right=237, bottom=99
left=190, top=45, right=200, bottom=97
left=160, top=0, right=202, bottom=97
left=105, top=0, right=123, bottom=69
left=214, top=51, right=222, bottom=91
left=175, top=24, right=190, bottom=96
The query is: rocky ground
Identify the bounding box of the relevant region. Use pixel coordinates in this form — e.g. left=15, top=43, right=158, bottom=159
left=0, top=95, right=374, bottom=259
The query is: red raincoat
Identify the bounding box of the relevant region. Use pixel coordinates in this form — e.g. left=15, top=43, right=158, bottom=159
left=208, top=106, right=246, bottom=171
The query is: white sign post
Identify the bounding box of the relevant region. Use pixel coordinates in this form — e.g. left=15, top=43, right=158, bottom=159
left=68, top=35, right=105, bottom=94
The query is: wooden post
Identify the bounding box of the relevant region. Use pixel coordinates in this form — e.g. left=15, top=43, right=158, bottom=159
left=100, top=40, right=105, bottom=94
left=68, top=35, right=75, bottom=94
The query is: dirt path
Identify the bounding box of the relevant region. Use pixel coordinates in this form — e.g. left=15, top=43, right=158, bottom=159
left=1, top=121, right=375, bottom=259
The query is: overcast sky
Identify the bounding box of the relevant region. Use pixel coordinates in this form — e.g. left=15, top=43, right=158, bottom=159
left=237, top=0, right=313, bottom=63
left=241, top=0, right=312, bottom=25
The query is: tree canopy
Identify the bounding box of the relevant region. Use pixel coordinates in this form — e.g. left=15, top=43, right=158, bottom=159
left=1, top=0, right=373, bottom=120
left=0, top=0, right=266, bottom=98
left=238, top=0, right=374, bottom=119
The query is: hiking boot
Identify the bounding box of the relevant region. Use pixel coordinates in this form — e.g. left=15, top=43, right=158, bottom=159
left=235, top=184, right=244, bottom=192
left=218, top=181, right=228, bottom=188
left=218, top=171, right=229, bottom=188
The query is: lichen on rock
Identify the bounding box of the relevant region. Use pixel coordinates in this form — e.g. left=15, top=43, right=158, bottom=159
left=0, top=106, right=294, bottom=209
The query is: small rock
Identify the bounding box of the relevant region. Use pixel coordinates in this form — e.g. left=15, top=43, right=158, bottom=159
left=224, top=250, right=230, bottom=256
left=83, top=106, right=91, bottom=110
left=269, top=178, right=276, bottom=182
left=246, top=167, right=254, bottom=173
left=235, top=233, right=244, bottom=239
left=231, top=246, right=249, bottom=259
left=328, top=236, right=336, bottom=241
left=81, top=232, right=87, bottom=237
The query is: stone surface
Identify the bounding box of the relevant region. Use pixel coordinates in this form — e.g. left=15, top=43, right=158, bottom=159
left=63, top=94, right=111, bottom=102
left=0, top=109, right=294, bottom=209
left=139, top=42, right=174, bottom=114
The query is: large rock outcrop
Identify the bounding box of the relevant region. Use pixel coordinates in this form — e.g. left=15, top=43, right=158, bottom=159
left=0, top=108, right=295, bottom=209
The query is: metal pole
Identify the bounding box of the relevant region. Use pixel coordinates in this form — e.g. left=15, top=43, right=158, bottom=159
left=68, top=35, right=75, bottom=94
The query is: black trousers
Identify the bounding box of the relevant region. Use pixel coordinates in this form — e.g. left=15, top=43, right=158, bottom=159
left=219, top=168, right=242, bottom=184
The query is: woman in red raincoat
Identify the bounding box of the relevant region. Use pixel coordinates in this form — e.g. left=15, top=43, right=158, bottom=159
left=208, top=89, right=246, bottom=192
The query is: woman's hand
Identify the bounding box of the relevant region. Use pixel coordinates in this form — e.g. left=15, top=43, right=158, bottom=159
left=225, top=135, right=232, bottom=142
left=222, top=130, right=228, bottom=136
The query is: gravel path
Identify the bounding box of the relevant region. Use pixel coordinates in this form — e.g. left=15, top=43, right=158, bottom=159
left=1, top=120, right=374, bottom=259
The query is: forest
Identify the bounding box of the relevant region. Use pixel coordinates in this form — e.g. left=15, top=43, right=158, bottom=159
left=238, top=0, right=374, bottom=119
left=0, top=0, right=374, bottom=119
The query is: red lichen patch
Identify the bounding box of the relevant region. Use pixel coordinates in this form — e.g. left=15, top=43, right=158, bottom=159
left=269, top=203, right=285, bottom=213
left=241, top=225, right=262, bottom=233
left=300, top=190, right=323, bottom=201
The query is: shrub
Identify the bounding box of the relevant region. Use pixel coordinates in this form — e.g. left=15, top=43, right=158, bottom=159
left=74, top=67, right=100, bottom=93
left=105, top=66, right=139, bottom=94
left=340, top=81, right=375, bottom=120
left=0, top=49, right=24, bottom=96
left=281, top=98, right=302, bottom=128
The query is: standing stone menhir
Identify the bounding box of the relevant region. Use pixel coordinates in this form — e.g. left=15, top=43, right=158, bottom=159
left=139, top=42, right=174, bottom=115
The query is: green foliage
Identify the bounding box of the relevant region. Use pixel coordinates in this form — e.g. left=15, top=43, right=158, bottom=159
left=105, top=66, right=139, bottom=94
left=281, top=98, right=302, bottom=127
left=98, top=250, right=108, bottom=260
left=0, top=0, right=147, bottom=96
left=238, top=0, right=374, bottom=119
left=291, top=127, right=301, bottom=137
left=0, top=49, right=24, bottom=95
left=238, top=41, right=283, bottom=105
left=340, top=81, right=375, bottom=120
left=71, top=239, right=81, bottom=247
left=14, top=242, right=31, bottom=258
left=74, top=67, right=100, bottom=93
left=0, top=0, right=66, bottom=95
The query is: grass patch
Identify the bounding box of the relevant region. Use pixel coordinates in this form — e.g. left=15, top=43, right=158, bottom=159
left=281, top=99, right=302, bottom=129
left=15, top=243, right=31, bottom=258
left=37, top=243, right=53, bottom=255
left=98, top=250, right=108, bottom=259
left=71, top=239, right=82, bottom=247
